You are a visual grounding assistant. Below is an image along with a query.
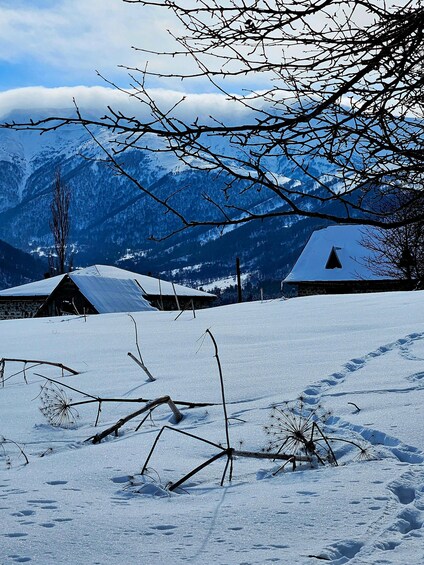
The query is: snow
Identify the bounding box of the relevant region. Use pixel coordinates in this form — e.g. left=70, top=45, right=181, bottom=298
left=73, top=265, right=213, bottom=297
left=284, top=224, right=392, bottom=282
left=1, top=291, right=424, bottom=564
left=0, top=274, right=64, bottom=297
left=201, top=273, right=250, bottom=292
left=70, top=276, right=155, bottom=314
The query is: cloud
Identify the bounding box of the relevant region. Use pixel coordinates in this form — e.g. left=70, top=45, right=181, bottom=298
left=0, top=0, right=179, bottom=83
left=0, top=85, right=257, bottom=125
left=0, top=0, right=274, bottom=93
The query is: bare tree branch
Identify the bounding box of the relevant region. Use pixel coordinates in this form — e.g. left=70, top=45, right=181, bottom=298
left=2, top=1, right=424, bottom=236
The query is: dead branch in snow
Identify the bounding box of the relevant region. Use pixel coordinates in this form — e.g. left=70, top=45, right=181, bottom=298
left=127, top=314, right=156, bottom=381
left=127, top=352, right=156, bottom=382
left=0, top=357, right=78, bottom=387
left=140, top=329, right=310, bottom=490
left=35, top=374, right=214, bottom=432
left=0, top=435, right=29, bottom=468
left=88, top=396, right=183, bottom=444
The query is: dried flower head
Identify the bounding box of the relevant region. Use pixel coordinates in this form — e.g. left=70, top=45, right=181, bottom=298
left=354, top=442, right=378, bottom=462
left=265, top=398, right=333, bottom=465
left=39, top=383, right=79, bottom=428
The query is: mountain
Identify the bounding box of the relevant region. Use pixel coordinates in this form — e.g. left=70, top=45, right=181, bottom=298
left=0, top=109, right=342, bottom=295
left=0, top=238, right=46, bottom=289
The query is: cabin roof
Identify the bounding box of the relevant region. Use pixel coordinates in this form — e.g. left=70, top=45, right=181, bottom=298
left=0, top=264, right=215, bottom=299
left=68, top=275, right=155, bottom=314
left=283, top=225, right=396, bottom=283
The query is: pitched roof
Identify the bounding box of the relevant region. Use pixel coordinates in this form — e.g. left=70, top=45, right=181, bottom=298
left=0, top=273, right=64, bottom=297
left=74, top=265, right=213, bottom=298
left=284, top=225, right=396, bottom=283
left=0, top=264, right=215, bottom=299
left=69, top=275, right=155, bottom=314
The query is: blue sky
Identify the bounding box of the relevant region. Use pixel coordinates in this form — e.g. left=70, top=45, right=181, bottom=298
left=0, top=0, right=178, bottom=91
left=0, top=0, right=204, bottom=117
left=0, top=0, right=262, bottom=119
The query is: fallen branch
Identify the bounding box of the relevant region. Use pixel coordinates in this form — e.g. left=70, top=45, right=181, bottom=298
left=167, top=449, right=310, bottom=491
left=35, top=373, right=216, bottom=410
left=233, top=450, right=310, bottom=462
left=127, top=314, right=156, bottom=381
left=88, top=396, right=183, bottom=444
left=2, top=358, right=78, bottom=374
left=1, top=357, right=78, bottom=387
left=127, top=352, right=156, bottom=382
left=0, top=435, right=29, bottom=466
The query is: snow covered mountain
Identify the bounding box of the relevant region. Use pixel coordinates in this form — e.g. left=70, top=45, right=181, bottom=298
left=0, top=109, right=337, bottom=290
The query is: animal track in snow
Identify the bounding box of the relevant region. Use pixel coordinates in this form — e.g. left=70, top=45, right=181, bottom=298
left=300, top=332, right=424, bottom=562
left=313, top=539, right=364, bottom=563
left=406, top=370, right=424, bottom=383
left=319, top=468, right=424, bottom=562
left=301, top=331, right=424, bottom=420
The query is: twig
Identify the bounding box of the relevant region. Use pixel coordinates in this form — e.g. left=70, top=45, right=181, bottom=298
left=0, top=436, right=29, bottom=465
left=1, top=358, right=78, bottom=387
left=233, top=450, right=309, bottom=462
left=347, top=401, right=361, bottom=412
left=128, top=314, right=143, bottom=362
left=174, top=300, right=191, bottom=321
left=88, top=396, right=183, bottom=444
left=169, top=450, right=229, bottom=491
left=127, top=352, right=156, bottom=382
left=206, top=329, right=231, bottom=450
left=127, top=314, right=156, bottom=381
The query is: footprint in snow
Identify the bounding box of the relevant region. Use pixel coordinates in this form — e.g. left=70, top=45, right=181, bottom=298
left=150, top=524, right=177, bottom=530
left=11, top=510, right=35, bottom=517
left=406, top=371, right=424, bottom=383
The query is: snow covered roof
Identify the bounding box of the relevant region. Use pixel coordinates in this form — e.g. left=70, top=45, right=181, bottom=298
left=74, top=265, right=213, bottom=298
left=0, top=264, right=215, bottom=299
left=284, top=225, right=395, bottom=283
left=0, top=273, right=64, bottom=297
left=69, top=276, right=155, bottom=314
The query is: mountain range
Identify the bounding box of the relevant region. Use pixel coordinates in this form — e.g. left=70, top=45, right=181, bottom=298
left=0, top=109, right=339, bottom=294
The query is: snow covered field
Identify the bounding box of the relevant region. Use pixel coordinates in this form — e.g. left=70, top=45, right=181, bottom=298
left=1, top=292, right=423, bottom=564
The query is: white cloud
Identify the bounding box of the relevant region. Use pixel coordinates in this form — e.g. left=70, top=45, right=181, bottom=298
left=0, top=85, right=257, bottom=125
left=0, top=0, right=179, bottom=80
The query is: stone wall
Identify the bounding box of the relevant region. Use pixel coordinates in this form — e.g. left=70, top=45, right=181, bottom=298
left=295, top=279, right=413, bottom=297
left=0, top=298, right=45, bottom=320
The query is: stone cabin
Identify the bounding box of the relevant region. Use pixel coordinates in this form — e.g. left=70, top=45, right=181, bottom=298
left=0, top=265, right=216, bottom=320
left=282, top=225, right=413, bottom=297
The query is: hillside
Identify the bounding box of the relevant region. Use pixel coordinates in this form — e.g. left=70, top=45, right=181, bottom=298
left=0, top=238, right=46, bottom=289
left=1, top=292, right=423, bottom=563
left=0, top=110, right=343, bottom=291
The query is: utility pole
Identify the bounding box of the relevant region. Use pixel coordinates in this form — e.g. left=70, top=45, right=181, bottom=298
left=236, top=257, right=242, bottom=303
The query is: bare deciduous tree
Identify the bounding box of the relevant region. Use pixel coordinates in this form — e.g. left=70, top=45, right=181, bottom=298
left=361, top=191, right=424, bottom=287
left=49, top=168, right=71, bottom=275
left=3, top=1, right=424, bottom=237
